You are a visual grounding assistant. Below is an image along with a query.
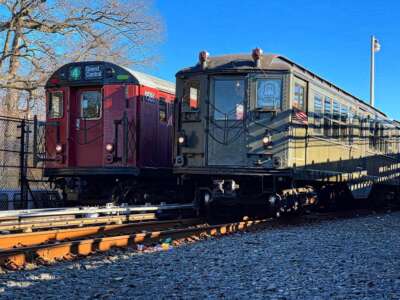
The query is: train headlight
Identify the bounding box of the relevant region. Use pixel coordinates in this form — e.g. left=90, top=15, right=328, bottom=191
left=262, top=134, right=272, bottom=148
left=55, top=144, right=63, bottom=153
left=178, top=132, right=187, bottom=146
left=262, top=136, right=270, bottom=145
left=105, top=143, right=114, bottom=152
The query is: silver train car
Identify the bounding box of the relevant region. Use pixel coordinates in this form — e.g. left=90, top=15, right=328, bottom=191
left=173, top=49, right=400, bottom=215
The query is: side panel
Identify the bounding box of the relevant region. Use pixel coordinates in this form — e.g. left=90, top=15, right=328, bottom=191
left=137, top=85, right=174, bottom=168
left=102, top=84, right=137, bottom=167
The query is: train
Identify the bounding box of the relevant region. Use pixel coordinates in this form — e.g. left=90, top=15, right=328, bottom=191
left=44, top=61, right=176, bottom=205
left=43, top=50, right=400, bottom=216
left=173, top=49, right=400, bottom=216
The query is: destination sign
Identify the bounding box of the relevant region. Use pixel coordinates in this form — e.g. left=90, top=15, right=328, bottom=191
left=84, top=65, right=103, bottom=80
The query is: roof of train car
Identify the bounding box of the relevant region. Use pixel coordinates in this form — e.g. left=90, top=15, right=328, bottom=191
left=176, top=53, right=387, bottom=118
left=46, top=61, right=175, bottom=95
left=121, top=67, right=175, bottom=94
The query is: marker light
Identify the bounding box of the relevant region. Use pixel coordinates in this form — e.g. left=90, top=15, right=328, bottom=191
left=199, top=50, right=209, bottom=63
left=252, top=47, right=263, bottom=61
left=178, top=136, right=185, bottom=144
left=55, top=144, right=63, bottom=153
left=105, top=143, right=114, bottom=152
left=262, top=136, right=270, bottom=145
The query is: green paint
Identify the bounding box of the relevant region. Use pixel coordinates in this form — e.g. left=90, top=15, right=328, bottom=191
left=117, top=74, right=129, bottom=80
left=70, top=66, right=81, bottom=81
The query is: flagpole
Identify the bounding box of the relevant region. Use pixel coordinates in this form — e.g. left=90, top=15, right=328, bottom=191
left=370, top=35, right=375, bottom=107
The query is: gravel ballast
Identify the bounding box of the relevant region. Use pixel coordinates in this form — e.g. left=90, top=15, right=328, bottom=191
left=1, top=211, right=400, bottom=299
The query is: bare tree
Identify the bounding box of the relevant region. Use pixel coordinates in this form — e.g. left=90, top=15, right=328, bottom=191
left=0, top=0, right=164, bottom=117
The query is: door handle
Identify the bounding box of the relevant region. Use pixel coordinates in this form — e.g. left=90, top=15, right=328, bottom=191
left=76, top=118, right=80, bottom=130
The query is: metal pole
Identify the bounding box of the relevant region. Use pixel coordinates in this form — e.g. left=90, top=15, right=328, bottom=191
left=370, top=35, right=375, bottom=107
left=19, top=119, right=28, bottom=208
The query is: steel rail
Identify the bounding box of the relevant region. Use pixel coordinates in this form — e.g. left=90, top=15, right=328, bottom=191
left=0, top=213, right=157, bottom=233
left=0, top=219, right=266, bottom=269
left=0, top=203, right=195, bottom=219
left=0, top=218, right=202, bottom=250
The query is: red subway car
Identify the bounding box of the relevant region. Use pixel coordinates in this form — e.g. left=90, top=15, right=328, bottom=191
left=44, top=61, right=175, bottom=204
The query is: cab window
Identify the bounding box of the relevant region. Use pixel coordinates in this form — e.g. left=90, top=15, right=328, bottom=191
left=213, top=79, right=245, bottom=120
left=184, top=81, right=200, bottom=111
left=81, top=91, right=102, bottom=119
left=48, top=92, right=63, bottom=118
left=293, top=83, right=305, bottom=110
left=256, top=79, right=282, bottom=110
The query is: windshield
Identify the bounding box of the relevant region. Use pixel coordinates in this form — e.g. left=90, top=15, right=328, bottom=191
left=213, top=79, right=245, bottom=120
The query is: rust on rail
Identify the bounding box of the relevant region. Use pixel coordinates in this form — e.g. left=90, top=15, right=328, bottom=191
left=0, top=218, right=201, bottom=249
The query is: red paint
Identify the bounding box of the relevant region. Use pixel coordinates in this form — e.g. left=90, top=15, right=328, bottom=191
left=45, top=74, right=175, bottom=173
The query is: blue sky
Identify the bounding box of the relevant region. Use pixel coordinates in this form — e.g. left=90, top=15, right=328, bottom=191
left=148, top=0, right=400, bottom=120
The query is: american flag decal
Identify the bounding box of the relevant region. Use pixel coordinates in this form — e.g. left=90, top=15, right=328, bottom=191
left=292, top=108, right=308, bottom=125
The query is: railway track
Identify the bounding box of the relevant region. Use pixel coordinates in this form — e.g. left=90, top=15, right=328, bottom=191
left=0, top=218, right=266, bottom=270
left=0, top=206, right=393, bottom=270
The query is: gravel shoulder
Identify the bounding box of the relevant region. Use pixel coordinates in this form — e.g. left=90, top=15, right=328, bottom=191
left=1, top=211, right=400, bottom=299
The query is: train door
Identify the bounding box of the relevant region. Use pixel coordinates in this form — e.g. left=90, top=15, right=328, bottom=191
left=69, top=87, right=104, bottom=167
left=45, top=87, right=68, bottom=168
left=207, top=77, right=247, bottom=166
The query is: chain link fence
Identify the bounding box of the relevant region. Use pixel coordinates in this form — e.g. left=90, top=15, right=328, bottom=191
left=0, top=115, right=61, bottom=210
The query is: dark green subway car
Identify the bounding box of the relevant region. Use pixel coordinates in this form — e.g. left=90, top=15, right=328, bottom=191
left=173, top=49, right=400, bottom=215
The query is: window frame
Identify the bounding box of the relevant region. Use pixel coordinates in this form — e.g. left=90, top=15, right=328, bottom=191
left=47, top=91, right=64, bottom=119
left=80, top=90, right=103, bottom=120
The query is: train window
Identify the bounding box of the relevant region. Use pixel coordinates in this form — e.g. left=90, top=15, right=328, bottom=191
left=380, top=124, right=385, bottom=153
left=349, top=109, right=355, bottom=144
left=370, top=120, right=378, bottom=150
left=256, top=79, right=282, bottom=110
left=324, top=97, right=332, bottom=137
left=293, top=84, right=305, bottom=110
left=340, top=105, right=348, bottom=141
left=360, top=117, right=364, bottom=138
left=159, top=98, right=167, bottom=123
left=313, top=95, right=323, bottom=134
left=48, top=92, right=63, bottom=119
left=81, top=91, right=102, bottom=120
left=332, top=100, right=340, bottom=138
left=184, top=81, right=200, bottom=111
left=213, top=79, right=245, bottom=120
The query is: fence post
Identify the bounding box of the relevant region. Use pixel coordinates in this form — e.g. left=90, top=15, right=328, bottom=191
left=33, top=115, right=38, bottom=168
left=18, top=119, right=28, bottom=207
